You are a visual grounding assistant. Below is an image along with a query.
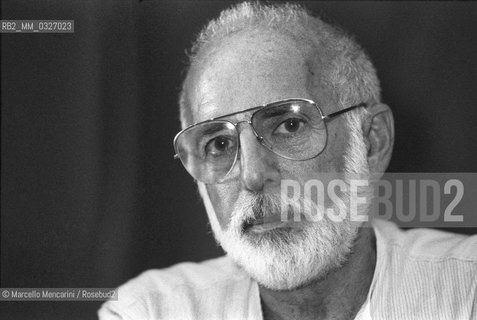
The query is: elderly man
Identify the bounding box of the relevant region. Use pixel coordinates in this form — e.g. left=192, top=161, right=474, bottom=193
left=100, top=2, right=476, bottom=319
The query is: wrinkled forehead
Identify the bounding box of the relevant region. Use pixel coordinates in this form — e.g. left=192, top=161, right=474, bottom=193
left=184, top=29, right=332, bottom=124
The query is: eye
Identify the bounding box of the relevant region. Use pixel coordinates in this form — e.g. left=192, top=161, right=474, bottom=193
left=274, top=118, right=306, bottom=134
left=205, top=136, right=236, bottom=157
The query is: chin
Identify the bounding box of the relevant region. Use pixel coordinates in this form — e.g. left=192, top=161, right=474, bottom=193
left=215, top=216, right=360, bottom=291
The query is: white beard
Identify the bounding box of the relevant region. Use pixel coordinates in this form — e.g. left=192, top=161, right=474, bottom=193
left=198, top=117, right=373, bottom=290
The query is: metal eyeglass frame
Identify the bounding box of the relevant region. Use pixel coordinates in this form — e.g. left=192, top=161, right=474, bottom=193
left=173, top=98, right=367, bottom=181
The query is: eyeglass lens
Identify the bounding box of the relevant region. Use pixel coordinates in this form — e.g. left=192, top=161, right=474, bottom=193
left=174, top=100, right=327, bottom=183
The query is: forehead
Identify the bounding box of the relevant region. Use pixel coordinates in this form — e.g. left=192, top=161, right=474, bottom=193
left=186, top=29, right=326, bottom=122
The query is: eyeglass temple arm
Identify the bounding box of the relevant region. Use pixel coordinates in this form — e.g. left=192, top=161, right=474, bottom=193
left=322, top=103, right=367, bottom=121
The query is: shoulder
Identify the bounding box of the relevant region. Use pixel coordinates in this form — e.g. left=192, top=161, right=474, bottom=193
left=98, top=256, right=253, bottom=320
left=371, top=219, right=477, bottom=319
left=373, top=218, right=477, bottom=261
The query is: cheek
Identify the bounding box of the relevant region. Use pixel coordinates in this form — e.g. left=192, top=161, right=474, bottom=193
left=206, top=183, right=241, bottom=229
left=279, top=121, right=350, bottom=180
left=279, top=149, right=347, bottom=183
left=318, top=121, right=350, bottom=173
left=276, top=130, right=350, bottom=203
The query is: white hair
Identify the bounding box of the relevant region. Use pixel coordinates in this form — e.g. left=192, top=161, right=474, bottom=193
left=179, top=1, right=381, bottom=128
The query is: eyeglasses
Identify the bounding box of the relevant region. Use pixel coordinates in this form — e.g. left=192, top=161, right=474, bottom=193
left=173, top=98, right=366, bottom=184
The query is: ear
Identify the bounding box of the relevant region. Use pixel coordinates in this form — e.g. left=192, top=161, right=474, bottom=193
left=362, top=104, right=394, bottom=179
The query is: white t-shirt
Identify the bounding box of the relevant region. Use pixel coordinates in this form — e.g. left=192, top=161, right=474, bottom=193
left=99, top=219, right=477, bottom=320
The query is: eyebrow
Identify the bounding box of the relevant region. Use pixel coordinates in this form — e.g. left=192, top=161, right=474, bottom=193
left=259, top=107, right=292, bottom=118
left=196, top=122, right=231, bottom=136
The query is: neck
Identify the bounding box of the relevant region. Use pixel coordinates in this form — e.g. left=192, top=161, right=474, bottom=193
left=259, top=223, right=376, bottom=320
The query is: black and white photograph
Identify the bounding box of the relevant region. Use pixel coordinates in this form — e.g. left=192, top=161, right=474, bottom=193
left=1, top=1, right=477, bottom=319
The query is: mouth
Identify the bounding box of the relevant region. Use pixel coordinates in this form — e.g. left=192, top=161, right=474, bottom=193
left=239, top=194, right=305, bottom=235
left=245, top=220, right=292, bottom=233
left=241, top=209, right=299, bottom=234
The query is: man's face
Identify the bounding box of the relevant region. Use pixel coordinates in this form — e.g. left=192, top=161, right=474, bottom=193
left=186, top=29, right=369, bottom=290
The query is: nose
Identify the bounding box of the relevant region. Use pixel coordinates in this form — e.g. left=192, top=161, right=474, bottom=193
left=237, top=125, right=281, bottom=192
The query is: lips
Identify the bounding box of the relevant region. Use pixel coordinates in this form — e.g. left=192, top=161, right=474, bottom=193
left=240, top=194, right=302, bottom=234
left=242, top=210, right=297, bottom=234
left=248, top=220, right=292, bottom=233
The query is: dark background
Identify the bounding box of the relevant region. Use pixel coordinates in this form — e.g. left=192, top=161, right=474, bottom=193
left=1, top=1, right=476, bottom=319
